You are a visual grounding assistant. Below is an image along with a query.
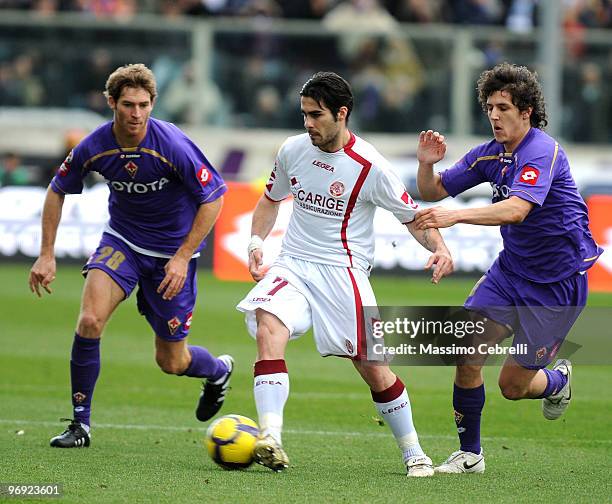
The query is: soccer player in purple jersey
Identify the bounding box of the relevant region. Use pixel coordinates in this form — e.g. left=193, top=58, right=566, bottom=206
left=415, top=63, right=603, bottom=473
left=28, top=64, right=233, bottom=448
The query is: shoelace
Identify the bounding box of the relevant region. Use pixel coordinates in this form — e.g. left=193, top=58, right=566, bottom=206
left=58, top=418, right=80, bottom=433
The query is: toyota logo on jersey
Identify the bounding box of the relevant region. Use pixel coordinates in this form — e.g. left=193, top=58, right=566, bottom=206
left=519, top=166, right=540, bottom=185
left=197, top=165, right=211, bottom=187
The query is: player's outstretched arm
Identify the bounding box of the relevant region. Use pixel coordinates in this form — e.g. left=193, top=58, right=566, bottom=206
left=416, top=130, right=449, bottom=202
left=29, top=186, right=65, bottom=297
left=405, top=221, right=454, bottom=284
left=248, top=195, right=281, bottom=282
left=158, top=196, right=223, bottom=301
left=414, top=196, right=533, bottom=230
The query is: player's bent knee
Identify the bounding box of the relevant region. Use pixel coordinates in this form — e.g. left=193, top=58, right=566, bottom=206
left=77, top=312, right=106, bottom=338
left=155, top=354, right=189, bottom=375
left=155, top=347, right=190, bottom=374
left=498, top=380, right=528, bottom=400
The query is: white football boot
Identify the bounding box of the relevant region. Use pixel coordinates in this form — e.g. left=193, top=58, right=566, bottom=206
left=542, top=359, right=572, bottom=420
left=405, top=455, right=434, bottom=477
left=254, top=434, right=289, bottom=472
left=434, top=450, right=485, bottom=474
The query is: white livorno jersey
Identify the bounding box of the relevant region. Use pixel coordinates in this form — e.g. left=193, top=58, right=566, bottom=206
left=264, top=132, right=419, bottom=272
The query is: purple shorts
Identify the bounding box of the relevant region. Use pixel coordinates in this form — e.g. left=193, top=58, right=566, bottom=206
left=83, top=233, right=197, bottom=341
left=465, top=259, right=588, bottom=369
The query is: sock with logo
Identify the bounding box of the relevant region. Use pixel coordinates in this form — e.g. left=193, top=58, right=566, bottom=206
left=372, top=376, right=424, bottom=461
left=180, top=346, right=228, bottom=379
left=254, top=359, right=289, bottom=444
left=537, top=368, right=568, bottom=398
left=70, top=334, right=101, bottom=427
left=453, top=383, right=485, bottom=455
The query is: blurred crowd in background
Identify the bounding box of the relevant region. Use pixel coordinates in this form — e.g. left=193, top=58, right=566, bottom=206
left=0, top=0, right=611, bottom=188
left=0, top=0, right=611, bottom=28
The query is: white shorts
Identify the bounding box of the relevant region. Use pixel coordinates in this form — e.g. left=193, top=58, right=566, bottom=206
left=236, top=255, right=378, bottom=359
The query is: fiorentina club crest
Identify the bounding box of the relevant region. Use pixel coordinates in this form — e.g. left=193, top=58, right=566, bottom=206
left=454, top=410, right=464, bottom=425
left=329, top=181, right=345, bottom=198
left=124, top=160, right=138, bottom=179
left=167, top=316, right=182, bottom=335
left=535, top=346, right=547, bottom=363
left=73, top=392, right=87, bottom=404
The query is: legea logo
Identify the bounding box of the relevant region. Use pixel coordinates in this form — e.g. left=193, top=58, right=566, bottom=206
left=381, top=401, right=408, bottom=415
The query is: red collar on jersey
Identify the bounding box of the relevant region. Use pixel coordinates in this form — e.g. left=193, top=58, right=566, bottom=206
left=343, top=131, right=356, bottom=152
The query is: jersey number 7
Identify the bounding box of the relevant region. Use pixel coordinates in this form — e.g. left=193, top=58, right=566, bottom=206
left=267, top=277, right=288, bottom=296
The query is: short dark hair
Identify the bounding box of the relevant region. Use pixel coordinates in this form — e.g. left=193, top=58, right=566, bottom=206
left=477, top=62, right=547, bottom=129
left=104, top=63, right=157, bottom=103
left=300, top=71, right=354, bottom=123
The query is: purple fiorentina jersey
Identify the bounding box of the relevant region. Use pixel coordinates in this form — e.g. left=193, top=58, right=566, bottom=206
left=440, top=128, right=602, bottom=283
left=51, top=118, right=227, bottom=256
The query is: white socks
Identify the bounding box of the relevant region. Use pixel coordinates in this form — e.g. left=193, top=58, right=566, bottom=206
left=372, top=377, right=424, bottom=461
left=253, top=360, right=289, bottom=445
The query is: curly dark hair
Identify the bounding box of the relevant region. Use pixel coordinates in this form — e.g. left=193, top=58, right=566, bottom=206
left=300, top=71, right=354, bottom=123
left=477, top=63, right=547, bottom=129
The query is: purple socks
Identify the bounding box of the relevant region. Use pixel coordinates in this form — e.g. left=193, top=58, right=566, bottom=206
left=181, top=346, right=227, bottom=380
left=538, top=368, right=568, bottom=398
left=453, top=383, right=485, bottom=455
left=70, top=334, right=101, bottom=427
left=69, top=338, right=227, bottom=426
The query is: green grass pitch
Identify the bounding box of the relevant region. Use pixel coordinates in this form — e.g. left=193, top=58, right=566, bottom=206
left=1, top=263, right=611, bottom=503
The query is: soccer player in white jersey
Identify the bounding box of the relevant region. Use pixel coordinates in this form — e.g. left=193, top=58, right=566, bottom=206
left=236, top=72, right=454, bottom=477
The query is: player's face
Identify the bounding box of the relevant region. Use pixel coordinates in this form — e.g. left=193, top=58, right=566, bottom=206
left=301, top=96, right=348, bottom=152
left=486, top=90, right=532, bottom=152
left=108, top=86, right=154, bottom=144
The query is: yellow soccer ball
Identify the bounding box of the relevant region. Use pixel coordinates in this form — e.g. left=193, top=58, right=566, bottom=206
left=205, top=415, right=259, bottom=470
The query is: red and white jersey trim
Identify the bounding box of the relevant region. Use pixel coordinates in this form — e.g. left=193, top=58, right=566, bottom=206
left=347, top=267, right=367, bottom=359
left=265, top=132, right=418, bottom=272
left=342, top=134, right=372, bottom=267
